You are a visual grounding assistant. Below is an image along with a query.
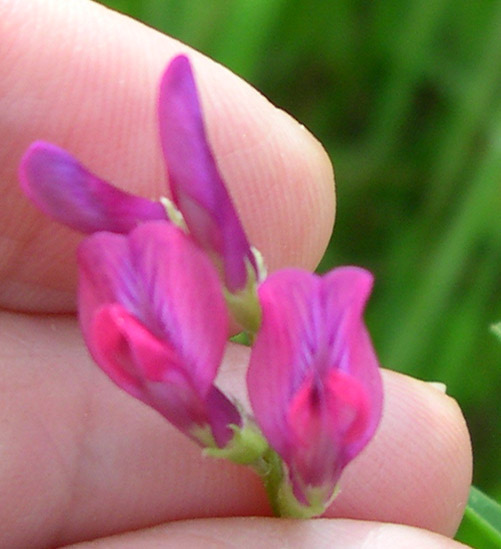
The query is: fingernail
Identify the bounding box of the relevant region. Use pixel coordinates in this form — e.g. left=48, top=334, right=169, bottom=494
left=427, top=381, right=447, bottom=394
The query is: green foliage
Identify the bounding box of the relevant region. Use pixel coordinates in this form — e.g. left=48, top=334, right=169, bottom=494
left=98, top=0, right=501, bottom=542
left=458, top=486, right=501, bottom=549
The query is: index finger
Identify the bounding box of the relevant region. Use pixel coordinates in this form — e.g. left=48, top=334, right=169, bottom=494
left=0, top=0, right=334, bottom=312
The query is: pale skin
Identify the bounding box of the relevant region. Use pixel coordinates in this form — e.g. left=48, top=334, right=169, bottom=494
left=0, top=1, right=472, bottom=547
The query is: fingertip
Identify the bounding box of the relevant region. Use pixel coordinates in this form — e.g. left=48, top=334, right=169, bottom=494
left=62, top=518, right=469, bottom=549
left=328, top=370, right=472, bottom=537
left=1, top=0, right=335, bottom=311
left=191, top=58, right=335, bottom=272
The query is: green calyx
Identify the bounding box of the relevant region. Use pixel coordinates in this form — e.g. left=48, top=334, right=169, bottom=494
left=224, top=258, right=262, bottom=336
left=204, top=421, right=269, bottom=465
left=253, top=451, right=337, bottom=518
left=200, top=418, right=336, bottom=518
left=275, top=474, right=339, bottom=518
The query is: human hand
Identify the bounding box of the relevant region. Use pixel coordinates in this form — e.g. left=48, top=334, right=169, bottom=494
left=0, top=1, right=472, bottom=547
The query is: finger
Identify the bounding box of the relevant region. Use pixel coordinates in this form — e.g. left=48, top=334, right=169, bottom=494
left=0, top=0, right=334, bottom=312
left=62, top=518, right=470, bottom=549
left=326, top=371, right=471, bottom=537
left=0, top=313, right=471, bottom=548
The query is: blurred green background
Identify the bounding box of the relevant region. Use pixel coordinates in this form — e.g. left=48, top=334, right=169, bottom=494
left=99, top=0, right=500, bottom=508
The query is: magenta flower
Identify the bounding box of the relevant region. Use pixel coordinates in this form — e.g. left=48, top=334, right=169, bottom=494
left=19, top=141, right=167, bottom=234
left=19, top=55, right=257, bottom=293
left=247, top=267, right=383, bottom=508
left=158, top=55, right=257, bottom=292
left=78, top=221, right=241, bottom=448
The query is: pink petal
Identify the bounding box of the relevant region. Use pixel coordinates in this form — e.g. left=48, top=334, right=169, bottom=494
left=247, top=269, right=318, bottom=458
left=91, top=303, right=217, bottom=439
left=205, top=385, right=243, bottom=447
left=321, top=267, right=383, bottom=451
left=91, top=296, right=240, bottom=447
left=19, top=141, right=167, bottom=234
left=77, top=231, right=135, bottom=346
left=158, top=55, right=255, bottom=291
left=287, top=369, right=370, bottom=497
left=129, top=222, right=230, bottom=391
left=78, top=221, right=229, bottom=396
left=90, top=303, right=182, bottom=397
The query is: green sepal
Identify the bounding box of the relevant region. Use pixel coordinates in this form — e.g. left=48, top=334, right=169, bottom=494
left=204, top=421, right=269, bottom=465
left=224, top=257, right=263, bottom=335
left=190, top=424, right=218, bottom=448
left=273, top=464, right=339, bottom=518
left=252, top=449, right=338, bottom=518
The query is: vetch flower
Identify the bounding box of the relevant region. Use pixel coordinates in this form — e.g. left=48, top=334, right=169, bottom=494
left=247, top=267, right=383, bottom=516
left=78, top=220, right=241, bottom=448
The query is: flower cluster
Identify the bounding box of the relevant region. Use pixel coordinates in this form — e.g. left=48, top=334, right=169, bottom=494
left=19, top=55, right=383, bottom=517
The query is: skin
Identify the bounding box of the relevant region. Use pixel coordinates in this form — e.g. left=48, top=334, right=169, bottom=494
left=0, top=1, right=472, bottom=548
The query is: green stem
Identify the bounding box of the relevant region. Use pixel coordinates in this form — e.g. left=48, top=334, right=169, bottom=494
left=252, top=448, right=284, bottom=517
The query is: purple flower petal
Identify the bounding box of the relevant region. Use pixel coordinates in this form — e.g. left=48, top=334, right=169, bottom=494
left=78, top=221, right=240, bottom=446
left=90, top=303, right=184, bottom=397
left=79, top=221, right=228, bottom=394
left=19, top=141, right=167, bottom=234
left=158, top=55, right=255, bottom=291
left=247, top=267, right=383, bottom=503
left=90, top=303, right=238, bottom=446
left=286, top=369, right=370, bottom=500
